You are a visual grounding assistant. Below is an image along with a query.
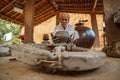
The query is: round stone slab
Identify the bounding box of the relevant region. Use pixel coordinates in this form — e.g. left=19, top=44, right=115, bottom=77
left=59, top=50, right=106, bottom=71
left=10, top=44, right=106, bottom=71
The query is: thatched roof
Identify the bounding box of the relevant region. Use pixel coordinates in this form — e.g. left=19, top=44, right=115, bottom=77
left=0, top=0, right=103, bottom=26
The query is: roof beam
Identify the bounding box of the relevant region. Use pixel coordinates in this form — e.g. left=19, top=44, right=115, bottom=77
left=0, top=12, right=23, bottom=25
left=59, top=10, right=103, bottom=14
left=59, top=3, right=90, bottom=6
left=34, top=11, right=56, bottom=26
left=0, top=0, right=16, bottom=12
left=34, top=6, right=54, bottom=19
left=0, top=0, right=7, bottom=5
left=34, top=0, right=46, bottom=7
left=49, top=0, right=59, bottom=11
left=14, top=0, right=46, bottom=21
left=60, top=10, right=91, bottom=13
left=92, top=0, right=98, bottom=12
left=58, top=3, right=102, bottom=7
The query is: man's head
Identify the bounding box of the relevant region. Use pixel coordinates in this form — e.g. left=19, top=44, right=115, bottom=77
left=59, top=12, right=70, bottom=28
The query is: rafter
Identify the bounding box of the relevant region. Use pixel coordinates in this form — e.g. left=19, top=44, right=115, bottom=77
left=0, top=12, right=23, bottom=25
left=14, top=0, right=46, bottom=21
left=59, top=7, right=93, bottom=12
left=58, top=3, right=102, bottom=7
left=0, top=0, right=16, bottom=12
left=34, top=0, right=46, bottom=8
left=92, top=0, right=98, bottom=12
left=0, top=0, right=103, bottom=26
left=60, top=10, right=91, bottom=13
left=60, top=9, right=103, bottom=14
left=10, top=1, right=25, bottom=17
left=34, top=6, right=55, bottom=20
left=58, top=3, right=92, bottom=6
left=0, top=0, right=7, bottom=5
left=35, top=9, right=56, bottom=22
left=49, top=0, right=59, bottom=11
left=34, top=11, right=56, bottom=26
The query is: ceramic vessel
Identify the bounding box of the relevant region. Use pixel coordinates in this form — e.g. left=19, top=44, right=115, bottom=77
left=74, top=22, right=95, bottom=48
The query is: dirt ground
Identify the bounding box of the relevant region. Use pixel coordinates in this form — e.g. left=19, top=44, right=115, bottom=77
left=0, top=57, right=120, bottom=80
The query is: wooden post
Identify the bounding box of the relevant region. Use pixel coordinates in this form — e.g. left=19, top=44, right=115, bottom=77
left=103, top=0, right=120, bottom=43
left=56, top=11, right=60, bottom=25
left=90, top=12, right=100, bottom=47
left=24, top=0, right=34, bottom=43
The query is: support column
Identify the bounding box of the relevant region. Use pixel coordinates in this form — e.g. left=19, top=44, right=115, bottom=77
left=24, top=0, right=34, bottom=43
left=56, top=11, right=60, bottom=25
left=90, top=12, right=100, bottom=47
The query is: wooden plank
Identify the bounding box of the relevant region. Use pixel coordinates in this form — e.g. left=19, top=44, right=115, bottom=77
left=59, top=7, right=92, bottom=10
left=34, top=0, right=46, bottom=7
left=60, top=10, right=103, bottom=14
left=24, top=0, right=34, bottom=43
left=35, top=9, right=56, bottom=21
left=34, top=14, right=55, bottom=26
left=92, top=0, right=98, bottom=12
left=34, top=10, right=57, bottom=25
left=34, top=12, right=56, bottom=26
left=34, top=3, right=52, bottom=17
left=90, top=12, right=100, bottom=47
left=13, top=0, right=46, bottom=22
left=34, top=6, right=55, bottom=21
left=56, top=11, right=60, bottom=25
left=0, top=12, right=23, bottom=25
left=49, top=0, right=59, bottom=10
left=0, top=0, right=7, bottom=5
left=58, top=3, right=102, bottom=7
left=0, top=0, right=16, bottom=12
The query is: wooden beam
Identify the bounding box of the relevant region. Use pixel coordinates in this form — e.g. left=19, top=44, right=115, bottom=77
left=56, top=11, right=60, bottom=25
left=24, top=0, right=34, bottom=43
left=34, top=9, right=57, bottom=24
left=10, top=1, right=25, bottom=17
left=5, top=10, right=13, bottom=15
left=57, top=9, right=103, bottom=14
left=14, top=0, right=46, bottom=21
left=60, top=9, right=91, bottom=13
left=34, top=12, right=56, bottom=26
left=92, top=0, right=98, bottom=12
left=34, top=3, right=51, bottom=16
left=34, top=0, right=46, bottom=7
left=49, top=0, right=59, bottom=10
left=90, top=12, right=100, bottom=47
left=0, top=0, right=7, bottom=5
left=0, top=12, right=23, bottom=25
left=58, top=3, right=102, bottom=7
left=0, top=0, right=25, bottom=24
left=0, top=0, right=16, bottom=12
left=59, top=7, right=92, bottom=11
left=34, top=6, right=55, bottom=21
left=11, top=1, right=25, bottom=22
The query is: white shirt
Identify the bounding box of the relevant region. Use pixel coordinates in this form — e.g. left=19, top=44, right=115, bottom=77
left=52, top=24, right=79, bottom=40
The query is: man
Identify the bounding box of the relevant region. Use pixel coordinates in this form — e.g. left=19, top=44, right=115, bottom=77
left=52, top=12, right=79, bottom=43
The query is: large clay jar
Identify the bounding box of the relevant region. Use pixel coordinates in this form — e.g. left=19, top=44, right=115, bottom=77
left=74, top=22, right=95, bottom=48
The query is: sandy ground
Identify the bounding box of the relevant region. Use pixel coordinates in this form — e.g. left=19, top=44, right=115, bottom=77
left=0, top=57, right=120, bottom=80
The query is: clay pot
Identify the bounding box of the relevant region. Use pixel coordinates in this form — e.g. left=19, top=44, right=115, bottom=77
left=53, top=31, right=70, bottom=43
left=74, top=22, right=95, bottom=48
left=43, top=34, right=49, bottom=40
